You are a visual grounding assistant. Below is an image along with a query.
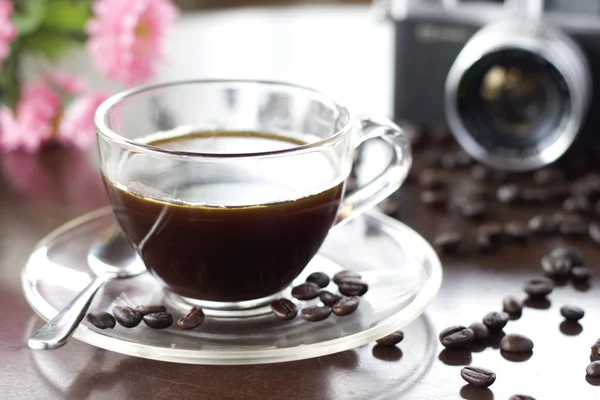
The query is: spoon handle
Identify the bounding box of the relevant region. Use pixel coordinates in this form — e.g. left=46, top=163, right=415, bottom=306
left=28, top=275, right=111, bottom=350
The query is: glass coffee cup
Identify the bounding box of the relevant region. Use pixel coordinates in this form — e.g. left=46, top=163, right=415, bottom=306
left=96, top=80, right=411, bottom=311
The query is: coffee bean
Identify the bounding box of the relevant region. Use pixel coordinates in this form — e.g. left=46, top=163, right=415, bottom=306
left=419, top=169, right=446, bottom=189
left=478, top=223, right=503, bottom=242
left=541, top=255, right=572, bottom=279
left=291, top=282, right=321, bottom=300
left=301, top=306, right=332, bottom=322
left=560, top=305, right=584, bottom=322
left=475, top=234, right=495, bottom=253
left=135, top=304, right=167, bottom=316
left=559, top=215, right=588, bottom=236
left=522, top=187, right=548, bottom=204
left=270, top=299, right=298, bottom=320
left=482, top=311, right=509, bottom=333
left=332, top=296, right=359, bottom=316
left=523, top=278, right=554, bottom=298
left=454, top=150, right=473, bottom=167
left=439, top=326, right=475, bottom=349
left=587, top=361, right=600, bottom=377
left=143, top=312, right=173, bottom=329
left=440, top=152, right=456, bottom=169
left=563, top=196, right=590, bottom=214
left=504, top=221, right=529, bottom=241
left=338, top=279, right=368, bottom=296
left=420, top=189, right=448, bottom=207
left=497, top=184, right=522, bottom=204
left=590, top=222, right=600, bottom=244
left=460, top=366, right=496, bottom=388
left=528, top=214, right=558, bottom=235
left=550, top=248, right=584, bottom=267
left=591, top=338, right=600, bottom=361
left=306, top=272, right=330, bottom=288
left=333, top=270, right=361, bottom=285
left=502, top=296, right=522, bottom=314
left=493, top=171, right=510, bottom=183
left=462, top=185, right=491, bottom=201
left=319, top=291, right=342, bottom=306
left=571, top=266, right=591, bottom=281
left=468, top=322, right=489, bottom=341
left=434, top=232, right=462, bottom=254
left=376, top=330, right=404, bottom=346
left=509, top=395, right=536, bottom=400
left=86, top=311, right=116, bottom=329
left=471, top=165, right=491, bottom=181
left=500, top=333, right=534, bottom=353
left=458, top=200, right=488, bottom=219
left=548, top=186, right=570, bottom=201
left=113, top=306, right=143, bottom=328
left=534, top=168, right=564, bottom=185
left=177, top=307, right=205, bottom=329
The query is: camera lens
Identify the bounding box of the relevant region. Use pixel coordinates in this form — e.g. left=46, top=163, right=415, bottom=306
left=445, top=22, right=591, bottom=171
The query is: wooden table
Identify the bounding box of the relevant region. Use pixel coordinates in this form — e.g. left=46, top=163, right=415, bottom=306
left=3, top=5, right=600, bottom=400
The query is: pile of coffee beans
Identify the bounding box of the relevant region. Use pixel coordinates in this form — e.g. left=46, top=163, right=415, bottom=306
left=272, top=270, right=368, bottom=322
left=86, top=304, right=204, bottom=331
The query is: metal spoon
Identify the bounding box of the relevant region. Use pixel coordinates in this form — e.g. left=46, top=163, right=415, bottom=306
left=28, top=228, right=145, bottom=350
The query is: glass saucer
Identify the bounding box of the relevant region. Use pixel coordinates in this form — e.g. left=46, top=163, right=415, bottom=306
left=22, top=207, right=442, bottom=365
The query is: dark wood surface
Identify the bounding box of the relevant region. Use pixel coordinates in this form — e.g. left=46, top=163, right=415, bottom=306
left=2, top=140, right=600, bottom=399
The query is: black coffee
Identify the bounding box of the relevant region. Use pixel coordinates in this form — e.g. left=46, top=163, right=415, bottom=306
left=104, top=131, right=345, bottom=302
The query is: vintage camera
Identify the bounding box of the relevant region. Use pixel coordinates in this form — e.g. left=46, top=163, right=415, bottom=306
left=387, top=0, right=600, bottom=171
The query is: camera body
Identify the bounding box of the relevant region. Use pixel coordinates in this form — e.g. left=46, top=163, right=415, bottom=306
left=389, top=0, right=600, bottom=170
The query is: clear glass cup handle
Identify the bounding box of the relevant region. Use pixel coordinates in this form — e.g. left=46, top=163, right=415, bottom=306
left=335, top=116, right=412, bottom=227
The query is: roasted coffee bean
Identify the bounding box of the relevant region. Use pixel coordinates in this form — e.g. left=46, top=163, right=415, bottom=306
left=522, top=187, right=548, bottom=204
left=376, top=330, right=404, bottom=346
left=471, top=165, right=492, bottom=181
left=497, top=184, right=522, bottom=204
left=439, top=326, right=475, bottom=349
left=548, top=186, right=570, bottom=201
left=460, top=366, right=496, bottom=388
left=468, top=322, right=489, bottom=341
left=504, top=221, right=529, bottom=241
left=143, top=312, right=173, bottom=329
left=541, top=255, right=572, bottom=279
left=587, top=361, right=600, bottom=377
left=563, top=196, right=590, bottom=214
left=338, top=280, right=369, bottom=296
left=135, top=304, right=167, bottom=316
left=306, top=272, right=330, bottom=288
left=420, top=189, right=448, bottom=207
left=440, top=152, right=456, bottom=169
left=378, top=198, right=399, bottom=215
left=177, top=307, right=205, bottom=329
left=113, top=306, right=143, bottom=328
left=291, top=282, right=321, bottom=300
left=493, top=171, right=510, bottom=183
left=482, top=311, right=509, bottom=333
left=502, top=296, right=522, bottom=314
left=559, top=215, right=588, bottom=236
left=434, top=232, right=462, bottom=254
left=333, top=270, right=361, bottom=285
left=509, top=395, right=536, bottom=400
left=458, top=200, right=488, bottom=219
left=550, top=247, right=584, bottom=267
left=523, top=278, right=554, bottom=298
left=270, top=299, right=298, bottom=321
left=319, top=291, right=342, bottom=306
left=454, top=150, right=473, bottom=167
left=591, top=338, right=600, bottom=361
left=86, top=311, right=116, bottom=329
left=528, top=214, right=558, bottom=235
left=590, top=222, right=600, bottom=244
left=301, top=306, right=332, bottom=322
left=500, top=333, right=534, bottom=353
left=478, top=223, right=504, bottom=242
left=462, top=185, right=491, bottom=201
left=475, top=234, right=496, bottom=253
left=534, top=168, right=564, bottom=185
left=332, top=296, right=360, bottom=316
left=571, top=266, right=591, bottom=281
left=418, top=169, right=446, bottom=189
left=560, top=305, right=584, bottom=322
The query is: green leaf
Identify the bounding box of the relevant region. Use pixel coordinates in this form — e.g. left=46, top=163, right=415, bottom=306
left=42, top=0, right=92, bottom=33
left=0, top=43, right=23, bottom=109
left=12, top=0, right=48, bottom=36
left=22, top=31, right=77, bottom=61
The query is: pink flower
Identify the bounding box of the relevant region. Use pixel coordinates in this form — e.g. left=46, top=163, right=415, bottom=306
left=47, top=70, right=86, bottom=96
left=59, top=92, right=108, bottom=148
left=0, top=0, right=17, bottom=70
left=0, top=80, right=62, bottom=152
left=87, top=0, right=178, bottom=86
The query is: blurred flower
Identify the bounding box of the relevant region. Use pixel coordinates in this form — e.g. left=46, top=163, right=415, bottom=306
left=0, top=0, right=17, bottom=70
left=59, top=92, right=108, bottom=148
left=48, top=70, right=86, bottom=96
left=87, top=0, right=178, bottom=86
